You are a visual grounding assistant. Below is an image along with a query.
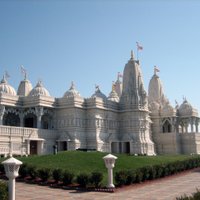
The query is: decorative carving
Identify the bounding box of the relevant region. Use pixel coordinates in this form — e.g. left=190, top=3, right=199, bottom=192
left=0, top=106, right=5, bottom=117
left=35, top=107, right=44, bottom=117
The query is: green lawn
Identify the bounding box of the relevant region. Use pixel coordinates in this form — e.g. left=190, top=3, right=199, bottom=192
left=0, top=151, right=193, bottom=173
left=0, top=151, right=196, bottom=185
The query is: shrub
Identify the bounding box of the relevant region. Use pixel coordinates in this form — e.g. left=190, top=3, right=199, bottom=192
left=62, top=170, right=74, bottom=185
left=52, top=168, right=63, bottom=183
left=77, top=172, right=90, bottom=187
left=0, top=181, right=8, bottom=200
left=126, top=170, right=136, bottom=185
left=38, top=168, right=51, bottom=182
left=154, top=164, right=163, bottom=179
left=148, top=166, right=157, bottom=180
left=135, top=169, right=143, bottom=183
left=115, top=170, right=128, bottom=186
left=0, top=164, right=5, bottom=174
left=90, top=171, right=103, bottom=188
left=27, top=165, right=38, bottom=179
left=19, top=163, right=28, bottom=178
left=141, top=166, right=151, bottom=181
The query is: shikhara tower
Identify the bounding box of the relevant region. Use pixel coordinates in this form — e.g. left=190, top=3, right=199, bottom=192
left=0, top=50, right=200, bottom=157
left=119, top=51, right=155, bottom=155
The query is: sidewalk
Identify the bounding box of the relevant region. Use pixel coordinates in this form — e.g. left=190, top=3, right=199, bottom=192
left=16, top=169, right=200, bottom=200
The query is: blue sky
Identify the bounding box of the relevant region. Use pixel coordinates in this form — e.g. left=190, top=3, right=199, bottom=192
left=0, top=0, right=200, bottom=110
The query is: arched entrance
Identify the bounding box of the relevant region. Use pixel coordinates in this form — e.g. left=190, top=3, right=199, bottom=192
left=41, top=114, right=51, bottom=129
left=24, top=113, right=37, bottom=128
left=3, top=112, right=20, bottom=126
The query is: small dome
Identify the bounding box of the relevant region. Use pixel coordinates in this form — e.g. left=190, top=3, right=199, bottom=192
left=17, top=79, right=33, bottom=96
left=29, top=81, right=50, bottom=97
left=107, top=83, right=119, bottom=102
left=178, top=99, right=198, bottom=117
left=63, top=82, right=81, bottom=98
left=0, top=76, right=16, bottom=96
left=91, top=86, right=107, bottom=100
left=161, top=101, right=175, bottom=115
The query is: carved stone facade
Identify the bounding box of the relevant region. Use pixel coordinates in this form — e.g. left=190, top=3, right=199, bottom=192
left=0, top=52, right=199, bottom=156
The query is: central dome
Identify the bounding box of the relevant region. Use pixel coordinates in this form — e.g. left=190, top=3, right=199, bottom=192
left=91, top=86, right=107, bottom=100
left=63, top=82, right=81, bottom=98
left=29, top=81, right=50, bottom=97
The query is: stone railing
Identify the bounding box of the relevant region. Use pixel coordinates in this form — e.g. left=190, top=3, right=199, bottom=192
left=0, top=125, right=58, bottom=157
left=0, top=125, right=57, bottom=138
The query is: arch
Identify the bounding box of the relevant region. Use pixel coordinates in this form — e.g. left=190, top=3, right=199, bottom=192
left=3, top=112, right=20, bottom=126
left=162, top=120, right=172, bottom=133
left=24, top=113, right=37, bottom=128
left=41, top=114, right=52, bottom=129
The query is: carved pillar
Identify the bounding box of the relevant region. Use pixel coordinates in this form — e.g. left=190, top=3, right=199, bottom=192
left=195, top=118, right=199, bottom=133
left=35, top=107, right=44, bottom=129
left=190, top=118, right=194, bottom=133
left=19, top=111, right=24, bottom=127
left=26, top=140, right=30, bottom=155
left=0, top=105, right=5, bottom=125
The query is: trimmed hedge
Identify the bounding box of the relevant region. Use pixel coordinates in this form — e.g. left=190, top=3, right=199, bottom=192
left=38, top=168, right=51, bottom=182
left=52, top=168, right=63, bottom=183
left=115, top=157, right=200, bottom=186
left=62, top=170, right=74, bottom=185
left=90, top=171, right=103, bottom=188
left=77, top=172, right=90, bottom=187
left=17, top=163, right=103, bottom=188
left=0, top=181, right=8, bottom=200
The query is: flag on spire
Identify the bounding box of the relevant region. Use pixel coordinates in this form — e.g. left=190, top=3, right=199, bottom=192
left=118, top=72, right=123, bottom=78
left=20, top=65, right=27, bottom=79
left=154, top=66, right=160, bottom=75
left=136, top=42, right=143, bottom=51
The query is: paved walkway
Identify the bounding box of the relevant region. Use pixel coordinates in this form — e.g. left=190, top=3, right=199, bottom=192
left=15, top=169, right=200, bottom=200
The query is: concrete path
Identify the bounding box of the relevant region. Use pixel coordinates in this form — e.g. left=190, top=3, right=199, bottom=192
left=15, top=169, right=200, bottom=200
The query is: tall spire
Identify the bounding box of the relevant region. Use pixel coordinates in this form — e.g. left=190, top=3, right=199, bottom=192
left=20, top=65, right=28, bottom=80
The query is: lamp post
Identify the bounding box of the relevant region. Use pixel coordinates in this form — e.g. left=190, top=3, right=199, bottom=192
left=2, top=157, right=22, bottom=200
left=103, top=154, right=117, bottom=188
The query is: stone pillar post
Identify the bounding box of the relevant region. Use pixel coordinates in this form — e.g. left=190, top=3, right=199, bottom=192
left=2, top=157, right=22, bottom=200
left=0, top=105, right=5, bottom=125
left=35, top=107, right=44, bottom=129
left=103, top=154, right=117, bottom=188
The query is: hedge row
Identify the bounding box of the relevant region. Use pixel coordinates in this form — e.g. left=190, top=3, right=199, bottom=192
left=115, top=157, right=200, bottom=186
left=0, top=163, right=103, bottom=188
left=0, top=181, right=8, bottom=200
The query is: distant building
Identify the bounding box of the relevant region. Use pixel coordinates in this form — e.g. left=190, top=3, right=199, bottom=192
left=0, top=52, right=199, bottom=156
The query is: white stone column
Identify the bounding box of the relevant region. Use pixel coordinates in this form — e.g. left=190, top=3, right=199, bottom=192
left=35, top=107, right=44, bottom=129
left=19, top=113, right=24, bottom=127
left=0, top=105, right=5, bottom=125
